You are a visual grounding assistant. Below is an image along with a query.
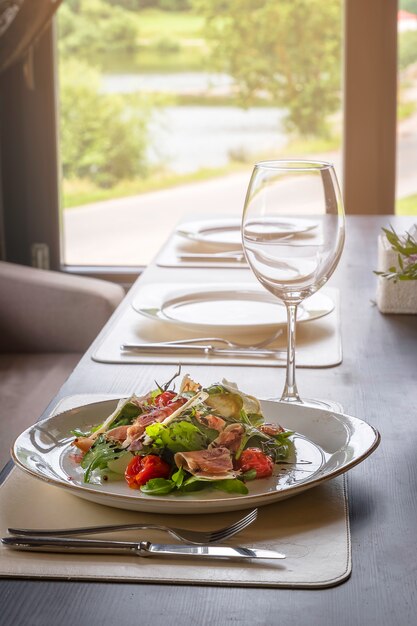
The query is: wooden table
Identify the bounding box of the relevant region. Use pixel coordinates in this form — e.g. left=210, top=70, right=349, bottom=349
left=1, top=216, right=416, bottom=626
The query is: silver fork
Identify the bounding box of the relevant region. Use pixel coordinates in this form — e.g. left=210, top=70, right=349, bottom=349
left=122, top=329, right=283, bottom=352
left=8, top=508, right=258, bottom=545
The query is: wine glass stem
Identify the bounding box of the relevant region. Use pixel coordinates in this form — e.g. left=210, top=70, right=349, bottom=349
left=281, top=303, right=301, bottom=403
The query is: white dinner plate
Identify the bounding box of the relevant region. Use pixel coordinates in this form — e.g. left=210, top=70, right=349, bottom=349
left=176, top=218, right=317, bottom=248
left=12, top=399, right=380, bottom=515
left=133, top=287, right=334, bottom=333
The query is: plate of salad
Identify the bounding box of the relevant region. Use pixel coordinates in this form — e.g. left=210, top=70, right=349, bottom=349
left=12, top=371, right=380, bottom=514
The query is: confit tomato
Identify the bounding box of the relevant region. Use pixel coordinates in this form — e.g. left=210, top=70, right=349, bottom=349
left=154, top=390, right=177, bottom=407
left=125, top=454, right=171, bottom=489
left=237, top=448, right=274, bottom=479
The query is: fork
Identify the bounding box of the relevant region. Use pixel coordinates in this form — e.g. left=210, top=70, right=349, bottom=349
left=122, top=329, right=283, bottom=352
left=8, top=508, right=258, bottom=545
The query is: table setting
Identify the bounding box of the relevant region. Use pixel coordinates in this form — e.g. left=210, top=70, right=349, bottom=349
left=156, top=217, right=249, bottom=269
left=4, top=161, right=403, bottom=605
left=0, top=391, right=363, bottom=587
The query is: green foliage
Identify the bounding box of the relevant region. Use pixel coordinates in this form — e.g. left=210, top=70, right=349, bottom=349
left=105, top=0, right=190, bottom=9
left=396, top=194, right=417, bottom=216
left=60, top=61, right=151, bottom=187
left=400, top=0, right=417, bottom=13
left=399, top=30, right=417, bottom=70
left=193, top=0, right=341, bottom=137
left=374, top=226, right=417, bottom=282
left=58, top=0, right=139, bottom=64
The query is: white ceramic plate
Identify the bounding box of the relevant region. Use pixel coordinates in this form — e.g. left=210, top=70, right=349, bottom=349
left=133, top=287, right=334, bottom=333
left=176, top=218, right=317, bottom=248
left=13, top=399, right=380, bottom=515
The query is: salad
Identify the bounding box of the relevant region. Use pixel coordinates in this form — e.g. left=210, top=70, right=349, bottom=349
left=71, top=371, right=293, bottom=497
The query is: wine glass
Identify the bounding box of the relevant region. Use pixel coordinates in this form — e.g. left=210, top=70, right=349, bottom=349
left=241, top=160, right=345, bottom=410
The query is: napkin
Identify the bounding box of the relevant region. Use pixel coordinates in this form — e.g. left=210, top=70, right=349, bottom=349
left=376, top=229, right=417, bottom=314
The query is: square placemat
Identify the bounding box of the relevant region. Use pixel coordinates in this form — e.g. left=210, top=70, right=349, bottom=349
left=0, top=395, right=351, bottom=588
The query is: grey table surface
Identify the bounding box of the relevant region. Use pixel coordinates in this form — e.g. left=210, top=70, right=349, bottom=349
left=1, top=216, right=416, bottom=626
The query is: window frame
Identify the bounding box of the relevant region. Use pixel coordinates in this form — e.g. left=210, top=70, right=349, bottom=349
left=0, top=0, right=398, bottom=277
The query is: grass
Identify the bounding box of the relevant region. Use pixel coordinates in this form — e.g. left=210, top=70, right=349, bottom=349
left=132, top=9, right=204, bottom=40
left=62, top=163, right=245, bottom=209
left=99, top=9, right=207, bottom=73
left=398, top=100, right=417, bottom=121
left=61, top=132, right=343, bottom=210
left=396, top=194, right=417, bottom=216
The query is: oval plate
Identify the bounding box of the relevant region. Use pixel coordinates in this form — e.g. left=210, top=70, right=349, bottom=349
left=133, top=287, right=334, bottom=334
left=12, top=399, right=380, bottom=515
left=176, top=218, right=317, bottom=247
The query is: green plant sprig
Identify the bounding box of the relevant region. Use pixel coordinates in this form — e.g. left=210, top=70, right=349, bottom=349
left=374, top=225, right=417, bottom=282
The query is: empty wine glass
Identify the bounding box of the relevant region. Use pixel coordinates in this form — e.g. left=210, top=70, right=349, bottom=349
left=241, top=160, right=345, bottom=410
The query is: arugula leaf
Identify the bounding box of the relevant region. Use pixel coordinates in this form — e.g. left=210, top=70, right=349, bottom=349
left=140, top=478, right=175, bottom=495
left=171, top=466, right=186, bottom=488
left=81, top=436, right=125, bottom=483
left=241, top=469, right=257, bottom=481
left=212, top=479, right=248, bottom=494
left=180, top=475, right=249, bottom=495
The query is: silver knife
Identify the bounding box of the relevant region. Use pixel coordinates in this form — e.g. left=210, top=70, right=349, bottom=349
left=1, top=536, right=285, bottom=560
left=120, top=344, right=286, bottom=358
left=177, top=252, right=246, bottom=263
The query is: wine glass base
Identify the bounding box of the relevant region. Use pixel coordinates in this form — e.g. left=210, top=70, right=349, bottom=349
left=267, top=397, right=344, bottom=413
left=293, top=398, right=344, bottom=413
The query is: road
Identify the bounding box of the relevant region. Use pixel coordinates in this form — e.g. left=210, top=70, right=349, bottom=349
left=63, top=122, right=416, bottom=267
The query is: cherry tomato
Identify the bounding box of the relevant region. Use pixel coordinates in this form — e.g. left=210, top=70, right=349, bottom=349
left=154, top=390, right=177, bottom=407
left=125, top=454, right=171, bottom=489
left=237, top=448, right=274, bottom=479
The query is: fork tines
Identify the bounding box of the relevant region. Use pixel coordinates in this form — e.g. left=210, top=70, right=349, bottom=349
left=210, top=508, right=258, bottom=542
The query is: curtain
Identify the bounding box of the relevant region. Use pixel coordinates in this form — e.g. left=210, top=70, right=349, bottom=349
left=0, top=0, right=62, bottom=75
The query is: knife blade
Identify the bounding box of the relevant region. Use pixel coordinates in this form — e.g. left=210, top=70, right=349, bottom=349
left=120, top=344, right=286, bottom=358
left=177, top=253, right=246, bottom=263
left=1, top=536, right=285, bottom=560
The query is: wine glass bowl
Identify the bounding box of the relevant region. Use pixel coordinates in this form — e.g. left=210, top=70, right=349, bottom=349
left=242, top=160, right=345, bottom=408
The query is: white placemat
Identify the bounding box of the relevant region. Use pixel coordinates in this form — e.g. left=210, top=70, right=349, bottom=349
left=0, top=395, right=351, bottom=588
left=92, top=285, right=342, bottom=368
left=156, top=234, right=247, bottom=269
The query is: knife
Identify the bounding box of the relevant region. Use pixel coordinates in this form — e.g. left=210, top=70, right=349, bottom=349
left=177, top=252, right=246, bottom=263
left=1, top=536, right=285, bottom=560
left=120, top=344, right=286, bottom=358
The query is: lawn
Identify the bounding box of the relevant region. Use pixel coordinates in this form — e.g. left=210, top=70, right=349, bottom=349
left=396, top=194, right=417, bottom=216
left=101, top=9, right=207, bottom=73
left=133, top=8, right=204, bottom=40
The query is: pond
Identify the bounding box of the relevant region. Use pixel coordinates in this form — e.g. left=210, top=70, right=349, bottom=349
left=102, top=72, right=287, bottom=173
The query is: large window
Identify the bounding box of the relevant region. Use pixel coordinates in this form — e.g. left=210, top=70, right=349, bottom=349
left=0, top=0, right=404, bottom=273
left=396, top=1, right=417, bottom=216
left=57, top=0, right=344, bottom=267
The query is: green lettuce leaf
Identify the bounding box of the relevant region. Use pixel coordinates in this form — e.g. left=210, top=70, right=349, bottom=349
left=145, top=420, right=207, bottom=453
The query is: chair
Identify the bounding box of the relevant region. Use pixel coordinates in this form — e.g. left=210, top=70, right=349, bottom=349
left=0, top=262, right=125, bottom=467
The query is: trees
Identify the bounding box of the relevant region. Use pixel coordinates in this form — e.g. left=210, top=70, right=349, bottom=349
left=194, top=0, right=341, bottom=137
left=60, top=62, right=151, bottom=188
left=58, top=0, right=139, bottom=65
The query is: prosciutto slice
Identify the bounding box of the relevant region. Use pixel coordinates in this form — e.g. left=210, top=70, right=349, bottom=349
left=209, top=424, right=245, bottom=453
left=195, top=413, right=226, bottom=432
left=174, top=447, right=237, bottom=480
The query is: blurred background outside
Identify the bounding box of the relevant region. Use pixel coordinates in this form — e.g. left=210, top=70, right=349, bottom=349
left=57, top=0, right=417, bottom=266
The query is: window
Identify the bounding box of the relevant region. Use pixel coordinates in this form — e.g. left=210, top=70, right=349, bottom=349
left=396, top=1, right=417, bottom=216
left=0, top=0, right=403, bottom=274
left=57, top=0, right=344, bottom=268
